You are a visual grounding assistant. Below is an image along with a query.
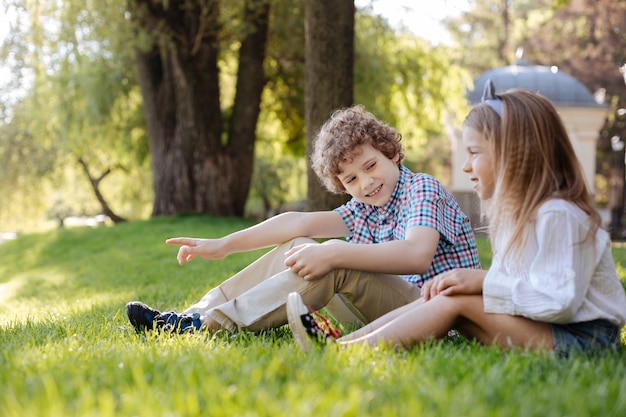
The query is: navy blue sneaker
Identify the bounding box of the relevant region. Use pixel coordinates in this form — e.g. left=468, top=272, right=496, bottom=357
left=156, top=311, right=202, bottom=334
left=126, top=301, right=161, bottom=332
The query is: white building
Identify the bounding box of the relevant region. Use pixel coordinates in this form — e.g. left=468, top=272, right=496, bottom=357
left=449, top=61, right=609, bottom=232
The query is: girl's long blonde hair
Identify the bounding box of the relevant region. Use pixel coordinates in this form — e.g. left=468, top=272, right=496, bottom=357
left=463, top=88, right=601, bottom=258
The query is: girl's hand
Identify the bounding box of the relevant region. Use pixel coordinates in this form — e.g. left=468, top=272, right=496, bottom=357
left=422, top=268, right=487, bottom=301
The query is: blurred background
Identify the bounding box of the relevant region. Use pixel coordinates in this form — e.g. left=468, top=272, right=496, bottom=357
left=0, top=0, right=624, bottom=238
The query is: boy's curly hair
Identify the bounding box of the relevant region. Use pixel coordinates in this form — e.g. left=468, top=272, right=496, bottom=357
left=311, top=105, right=404, bottom=194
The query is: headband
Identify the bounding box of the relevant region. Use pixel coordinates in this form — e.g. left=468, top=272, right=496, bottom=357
left=481, top=79, right=502, bottom=117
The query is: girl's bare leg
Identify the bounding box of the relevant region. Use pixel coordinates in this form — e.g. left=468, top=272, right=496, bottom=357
left=339, top=294, right=553, bottom=351
left=338, top=298, right=425, bottom=341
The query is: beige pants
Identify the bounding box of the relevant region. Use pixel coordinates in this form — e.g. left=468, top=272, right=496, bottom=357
left=183, top=238, right=421, bottom=332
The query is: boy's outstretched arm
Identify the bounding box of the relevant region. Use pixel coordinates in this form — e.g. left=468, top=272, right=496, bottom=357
left=166, top=211, right=349, bottom=265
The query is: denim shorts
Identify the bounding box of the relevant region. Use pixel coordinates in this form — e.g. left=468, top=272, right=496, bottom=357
left=550, top=319, right=622, bottom=358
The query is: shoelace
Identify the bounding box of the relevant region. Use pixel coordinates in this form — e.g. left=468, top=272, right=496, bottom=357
left=156, top=312, right=201, bottom=332
left=308, top=306, right=341, bottom=339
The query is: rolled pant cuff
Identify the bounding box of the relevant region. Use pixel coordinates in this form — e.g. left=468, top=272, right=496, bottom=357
left=206, top=309, right=238, bottom=333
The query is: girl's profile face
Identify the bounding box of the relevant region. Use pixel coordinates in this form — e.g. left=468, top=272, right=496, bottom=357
left=461, top=126, right=495, bottom=200
left=337, top=144, right=400, bottom=206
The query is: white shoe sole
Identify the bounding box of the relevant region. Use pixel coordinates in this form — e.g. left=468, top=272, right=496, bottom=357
left=287, top=292, right=314, bottom=353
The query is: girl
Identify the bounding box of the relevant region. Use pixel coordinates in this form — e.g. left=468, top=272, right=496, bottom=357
left=288, top=82, right=626, bottom=357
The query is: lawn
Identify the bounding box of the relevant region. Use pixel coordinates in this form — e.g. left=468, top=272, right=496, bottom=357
left=1, top=215, right=626, bottom=417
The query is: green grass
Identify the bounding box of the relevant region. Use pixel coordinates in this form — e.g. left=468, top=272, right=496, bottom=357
left=1, top=216, right=626, bottom=417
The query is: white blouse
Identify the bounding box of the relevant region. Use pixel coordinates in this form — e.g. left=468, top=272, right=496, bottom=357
left=483, top=199, right=626, bottom=327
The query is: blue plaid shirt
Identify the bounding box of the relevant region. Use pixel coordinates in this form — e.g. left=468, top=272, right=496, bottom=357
left=335, top=165, right=481, bottom=286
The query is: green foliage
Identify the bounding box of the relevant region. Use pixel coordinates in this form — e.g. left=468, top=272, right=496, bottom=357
left=249, top=141, right=307, bottom=217
left=444, top=0, right=626, bottom=212
left=0, top=0, right=473, bottom=230
left=258, top=5, right=472, bottom=175
left=0, top=0, right=150, bottom=230
left=354, top=10, right=471, bottom=182
left=1, top=0, right=610, bottom=232
left=552, top=0, right=573, bottom=8
left=444, top=0, right=560, bottom=74
left=1, top=217, right=626, bottom=416
left=261, top=0, right=306, bottom=152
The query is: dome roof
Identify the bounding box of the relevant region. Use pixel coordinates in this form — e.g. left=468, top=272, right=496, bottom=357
left=467, top=61, right=603, bottom=107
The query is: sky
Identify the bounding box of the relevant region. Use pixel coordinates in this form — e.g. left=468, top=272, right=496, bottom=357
left=355, top=0, right=470, bottom=44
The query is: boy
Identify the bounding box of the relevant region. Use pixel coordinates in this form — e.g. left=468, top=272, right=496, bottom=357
left=126, top=105, right=480, bottom=334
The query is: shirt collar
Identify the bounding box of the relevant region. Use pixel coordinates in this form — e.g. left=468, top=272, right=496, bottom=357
left=371, top=165, right=408, bottom=223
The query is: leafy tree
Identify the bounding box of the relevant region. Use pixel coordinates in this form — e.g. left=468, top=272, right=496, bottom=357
left=0, top=0, right=310, bottom=225
left=0, top=0, right=146, bottom=229
left=261, top=0, right=306, bottom=153
left=354, top=11, right=470, bottom=181
left=250, top=143, right=306, bottom=218
left=128, top=0, right=270, bottom=217
left=0, top=0, right=479, bottom=229
left=446, top=0, right=626, bottom=234
left=303, top=2, right=470, bottom=210
left=522, top=0, right=626, bottom=235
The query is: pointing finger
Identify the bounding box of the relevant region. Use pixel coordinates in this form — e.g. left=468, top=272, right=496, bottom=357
left=166, top=237, right=194, bottom=246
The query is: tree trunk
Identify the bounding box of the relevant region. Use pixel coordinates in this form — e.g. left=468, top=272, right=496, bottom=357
left=305, top=0, right=354, bottom=211
left=129, top=0, right=269, bottom=217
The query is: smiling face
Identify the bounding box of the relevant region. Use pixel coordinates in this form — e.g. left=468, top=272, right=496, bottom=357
left=337, top=144, right=400, bottom=206
left=461, top=126, right=496, bottom=200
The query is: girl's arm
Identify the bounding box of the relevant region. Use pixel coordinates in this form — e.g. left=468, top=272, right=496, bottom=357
left=483, top=202, right=600, bottom=323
